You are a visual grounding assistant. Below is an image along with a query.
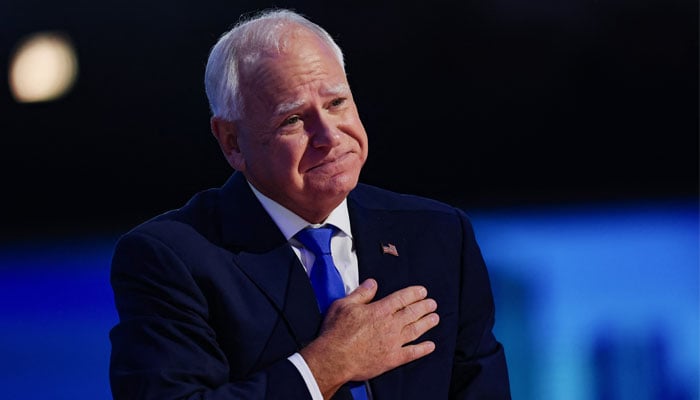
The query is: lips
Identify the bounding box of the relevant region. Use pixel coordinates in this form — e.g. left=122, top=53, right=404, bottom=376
left=307, top=151, right=355, bottom=173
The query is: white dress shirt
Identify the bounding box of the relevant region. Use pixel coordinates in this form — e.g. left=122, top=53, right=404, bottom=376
left=248, top=183, right=362, bottom=400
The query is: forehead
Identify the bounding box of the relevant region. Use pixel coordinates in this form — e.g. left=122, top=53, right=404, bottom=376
left=239, top=28, right=348, bottom=108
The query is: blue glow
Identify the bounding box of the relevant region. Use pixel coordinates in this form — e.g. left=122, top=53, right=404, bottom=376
left=0, top=240, right=118, bottom=400
left=471, top=199, right=699, bottom=400
left=0, top=200, right=697, bottom=399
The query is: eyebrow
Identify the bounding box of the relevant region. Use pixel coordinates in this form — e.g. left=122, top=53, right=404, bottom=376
left=274, top=83, right=350, bottom=116
left=275, top=99, right=305, bottom=116
left=321, top=83, right=350, bottom=97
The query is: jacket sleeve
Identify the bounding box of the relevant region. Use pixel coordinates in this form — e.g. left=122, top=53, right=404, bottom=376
left=449, top=210, right=512, bottom=399
left=109, top=230, right=312, bottom=400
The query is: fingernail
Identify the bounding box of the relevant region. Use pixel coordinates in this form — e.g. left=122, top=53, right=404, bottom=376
left=361, top=279, right=376, bottom=289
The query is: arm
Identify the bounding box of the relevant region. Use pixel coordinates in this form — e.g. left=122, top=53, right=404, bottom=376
left=449, top=212, right=511, bottom=399
left=109, top=231, right=311, bottom=400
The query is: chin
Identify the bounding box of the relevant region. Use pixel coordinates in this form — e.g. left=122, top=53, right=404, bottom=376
left=330, top=171, right=360, bottom=193
left=305, top=175, right=357, bottom=202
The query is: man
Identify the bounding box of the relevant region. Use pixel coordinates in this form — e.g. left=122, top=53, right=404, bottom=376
left=109, top=8, right=511, bottom=400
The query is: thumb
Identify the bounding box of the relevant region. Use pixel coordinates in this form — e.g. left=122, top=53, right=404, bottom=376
left=346, top=278, right=378, bottom=304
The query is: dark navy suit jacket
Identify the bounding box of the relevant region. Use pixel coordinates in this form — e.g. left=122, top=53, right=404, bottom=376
left=109, top=172, right=511, bottom=399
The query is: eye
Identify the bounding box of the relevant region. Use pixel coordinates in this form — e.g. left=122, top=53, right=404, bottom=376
left=281, top=115, right=301, bottom=127
left=329, top=97, right=346, bottom=108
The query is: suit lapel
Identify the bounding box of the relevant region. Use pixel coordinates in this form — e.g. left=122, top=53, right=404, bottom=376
left=234, top=248, right=322, bottom=348
left=219, top=173, right=322, bottom=347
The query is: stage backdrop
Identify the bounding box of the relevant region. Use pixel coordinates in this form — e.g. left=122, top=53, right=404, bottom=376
left=0, top=0, right=697, bottom=399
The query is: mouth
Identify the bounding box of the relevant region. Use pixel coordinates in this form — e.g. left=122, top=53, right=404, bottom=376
left=307, top=151, right=354, bottom=173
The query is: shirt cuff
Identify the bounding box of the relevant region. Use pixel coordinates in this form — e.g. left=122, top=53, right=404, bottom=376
left=288, top=352, right=323, bottom=400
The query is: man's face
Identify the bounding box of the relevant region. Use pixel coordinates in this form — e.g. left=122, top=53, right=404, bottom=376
left=232, top=29, right=369, bottom=222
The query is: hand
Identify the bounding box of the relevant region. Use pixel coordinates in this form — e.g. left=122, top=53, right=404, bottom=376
left=299, top=278, right=439, bottom=398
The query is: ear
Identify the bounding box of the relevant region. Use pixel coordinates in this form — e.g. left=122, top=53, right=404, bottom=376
left=211, top=116, right=246, bottom=171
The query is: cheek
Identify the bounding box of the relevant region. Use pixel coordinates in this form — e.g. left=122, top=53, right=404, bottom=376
left=291, top=135, right=311, bottom=163
left=268, top=135, right=309, bottom=175
left=293, top=134, right=309, bottom=151
left=352, top=125, right=369, bottom=156
left=346, top=112, right=367, bottom=144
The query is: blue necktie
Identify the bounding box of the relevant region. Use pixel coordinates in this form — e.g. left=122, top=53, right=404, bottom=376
left=295, top=226, right=369, bottom=400
left=295, top=226, right=345, bottom=315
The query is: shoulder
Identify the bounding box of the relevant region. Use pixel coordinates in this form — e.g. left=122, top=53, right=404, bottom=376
left=119, top=186, right=224, bottom=250
left=350, top=182, right=466, bottom=215
left=349, top=183, right=475, bottom=231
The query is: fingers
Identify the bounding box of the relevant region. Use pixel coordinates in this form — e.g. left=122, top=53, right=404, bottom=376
left=381, top=286, right=439, bottom=344
left=402, top=311, right=440, bottom=342
left=376, top=285, right=429, bottom=315
left=394, top=298, right=437, bottom=321
left=344, top=278, right=378, bottom=305
left=347, top=281, right=432, bottom=315
left=397, top=341, right=436, bottom=365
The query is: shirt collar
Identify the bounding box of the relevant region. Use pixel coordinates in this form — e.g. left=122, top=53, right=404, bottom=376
left=247, top=181, right=353, bottom=241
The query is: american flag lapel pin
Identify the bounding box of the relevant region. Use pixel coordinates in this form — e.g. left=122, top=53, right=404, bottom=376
left=381, top=242, right=399, bottom=257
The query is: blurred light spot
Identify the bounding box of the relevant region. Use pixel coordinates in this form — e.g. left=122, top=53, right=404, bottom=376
left=8, top=32, right=78, bottom=103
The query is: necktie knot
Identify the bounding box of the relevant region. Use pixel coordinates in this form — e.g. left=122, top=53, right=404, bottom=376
left=295, top=225, right=335, bottom=257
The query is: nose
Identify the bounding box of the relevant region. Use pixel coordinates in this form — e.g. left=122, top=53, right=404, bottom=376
left=308, top=113, right=341, bottom=148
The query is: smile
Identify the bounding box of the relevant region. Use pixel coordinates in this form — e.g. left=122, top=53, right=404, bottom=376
left=308, top=152, right=354, bottom=173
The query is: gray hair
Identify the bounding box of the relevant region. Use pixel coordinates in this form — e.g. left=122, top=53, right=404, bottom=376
left=204, top=9, right=345, bottom=121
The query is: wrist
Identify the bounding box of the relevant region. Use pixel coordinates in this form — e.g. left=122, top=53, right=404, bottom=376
left=300, top=338, right=351, bottom=398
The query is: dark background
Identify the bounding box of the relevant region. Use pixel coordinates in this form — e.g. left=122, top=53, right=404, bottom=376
left=0, top=3, right=697, bottom=398
left=1, top=0, right=697, bottom=239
